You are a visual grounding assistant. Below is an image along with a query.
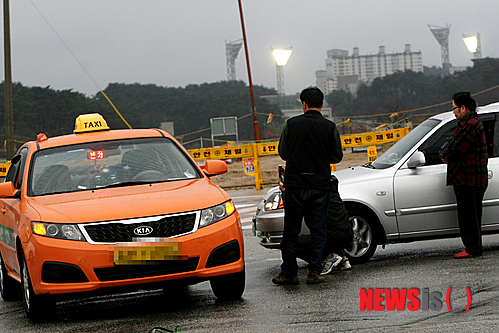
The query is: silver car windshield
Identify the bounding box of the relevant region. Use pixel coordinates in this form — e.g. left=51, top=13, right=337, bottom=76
left=29, top=137, right=201, bottom=196
left=371, top=119, right=441, bottom=169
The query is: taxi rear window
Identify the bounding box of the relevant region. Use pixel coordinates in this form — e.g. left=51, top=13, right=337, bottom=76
left=28, top=137, right=202, bottom=196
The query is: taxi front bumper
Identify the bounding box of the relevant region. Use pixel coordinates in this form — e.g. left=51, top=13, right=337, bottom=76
left=23, top=213, right=244, bottom=296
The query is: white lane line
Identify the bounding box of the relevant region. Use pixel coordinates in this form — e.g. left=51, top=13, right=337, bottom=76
left=235, top=203, right=256, bottom=209
left=230, top=194, right=267, bottom=199
left=240, top=217, right=254, bottom=230
left=237, top=208, right=257, bottom=215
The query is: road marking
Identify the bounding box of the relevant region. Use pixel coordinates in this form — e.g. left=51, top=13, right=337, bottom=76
left=231, top=194, right=266, bottom=199
left=235, top=203, right=256, bottom=209
left=237, top=208, right=257, bottom=215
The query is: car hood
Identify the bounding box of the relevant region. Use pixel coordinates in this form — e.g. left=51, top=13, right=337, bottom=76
left=334, top=165, right=394, bottom=186
left=333, top=165, right=395, bottom=203
left=28, top=178, right=230, bottom=223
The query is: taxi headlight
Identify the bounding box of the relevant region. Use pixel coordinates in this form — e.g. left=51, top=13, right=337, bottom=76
left=31, top=222, right=85, bottom=241
left=199, top=201, right=235, bottom=228
left=264, top=192, right=284, bottom=211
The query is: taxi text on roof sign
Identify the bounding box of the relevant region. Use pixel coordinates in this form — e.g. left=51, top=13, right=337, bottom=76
left=74, top=113, right=110, bottom=133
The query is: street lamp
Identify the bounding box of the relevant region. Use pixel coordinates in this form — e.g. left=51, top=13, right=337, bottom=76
left=272, top=48, right=292, bottom=95
left=463, top=33, right=481, bottom=59
left=3, top=0, right=15, bottom=160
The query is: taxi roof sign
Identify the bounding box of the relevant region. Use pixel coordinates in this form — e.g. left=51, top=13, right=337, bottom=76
left=74, top=113, right=110, bottom=133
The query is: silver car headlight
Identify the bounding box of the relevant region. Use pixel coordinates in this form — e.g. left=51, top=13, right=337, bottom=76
left=199, top=200, right=235, bottom=228
left=264, top=192, right=284, bottom=211
left=31, top=222, right=86, bottom=241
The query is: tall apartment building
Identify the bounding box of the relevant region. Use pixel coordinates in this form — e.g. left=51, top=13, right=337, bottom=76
left=316, top=44, right=423, bottom=94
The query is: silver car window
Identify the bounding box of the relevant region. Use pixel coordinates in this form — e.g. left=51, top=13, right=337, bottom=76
left=371, top=119, right=441, bottom=169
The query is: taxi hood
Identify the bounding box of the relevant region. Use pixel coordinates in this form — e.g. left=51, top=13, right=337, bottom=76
left=28, top=178, right=231, bottom=223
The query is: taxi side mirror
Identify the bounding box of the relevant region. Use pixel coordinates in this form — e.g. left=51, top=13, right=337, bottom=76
left=0, top=181, right=17, bottom=198
left=203, top=160, right=228, bottom=177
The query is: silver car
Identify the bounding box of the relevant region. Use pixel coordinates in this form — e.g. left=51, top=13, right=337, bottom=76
left=254, top=101, right=499, bottom=263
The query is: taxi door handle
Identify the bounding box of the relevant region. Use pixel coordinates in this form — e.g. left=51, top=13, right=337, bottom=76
left=1, top=207, right=6, bottom=214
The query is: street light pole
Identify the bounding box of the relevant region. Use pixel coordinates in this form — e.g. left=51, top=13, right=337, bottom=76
left=3, top=0, right=15, bottom=160
left=272, top=48, right=292, bottom=95
left=237, top=0, right=260, bottom=143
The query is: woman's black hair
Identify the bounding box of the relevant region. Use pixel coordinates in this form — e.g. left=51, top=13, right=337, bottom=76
left=453, top=92, right=477, bottom=112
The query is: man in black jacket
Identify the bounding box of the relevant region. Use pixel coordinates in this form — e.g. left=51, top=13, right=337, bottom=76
left=272, top=86, right=343, bottom=285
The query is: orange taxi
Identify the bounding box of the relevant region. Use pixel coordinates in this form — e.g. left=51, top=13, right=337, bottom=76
left=0, top=114, right=245, bottom=320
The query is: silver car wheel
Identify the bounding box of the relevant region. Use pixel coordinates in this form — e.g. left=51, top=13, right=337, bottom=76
left=345, top=212, right=375, bottom=261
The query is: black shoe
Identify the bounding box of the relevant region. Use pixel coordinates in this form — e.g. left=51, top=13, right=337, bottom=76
left=306, top=271, right=325, bottom=285
left=272, top=272, right=299, bottom=285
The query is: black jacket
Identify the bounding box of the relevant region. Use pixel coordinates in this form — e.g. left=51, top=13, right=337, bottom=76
left=279, top=110, right=343, bottom=190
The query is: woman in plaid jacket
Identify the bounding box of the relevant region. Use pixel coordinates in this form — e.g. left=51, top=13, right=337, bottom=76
left=442, top=92, right=488, bottom=258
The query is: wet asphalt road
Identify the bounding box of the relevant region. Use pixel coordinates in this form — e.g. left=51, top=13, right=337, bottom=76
left=1, top=188, right=499, bottom=332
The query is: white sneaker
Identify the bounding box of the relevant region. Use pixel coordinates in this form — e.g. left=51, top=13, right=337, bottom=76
left=320, top=253, right=343, bottom=275
left=333, top=257, right=352, bottom=271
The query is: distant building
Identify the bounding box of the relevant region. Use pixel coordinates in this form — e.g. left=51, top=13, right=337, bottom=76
left=423, top=65, right=469, bottom=77
left=260, top=94, right=301, bottom=111
left=316, top=44, right=423, bottom=94
left=449, top=66, right=468, bottom=75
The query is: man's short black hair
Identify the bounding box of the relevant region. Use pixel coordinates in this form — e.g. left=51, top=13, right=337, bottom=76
left=300, top=86, right=324, bottom=108
left=453, top=91, right=477, bottom=112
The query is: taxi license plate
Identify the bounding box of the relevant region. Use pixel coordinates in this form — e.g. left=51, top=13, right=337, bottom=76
left=114, top=241, right=186, bottom=265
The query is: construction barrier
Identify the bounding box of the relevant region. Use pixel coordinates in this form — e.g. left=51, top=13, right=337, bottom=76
left=0, top=161, right=11, bottom=180
left=340, top=127, right=410, bottom=148
left=188, top=126, right=410, bottom=189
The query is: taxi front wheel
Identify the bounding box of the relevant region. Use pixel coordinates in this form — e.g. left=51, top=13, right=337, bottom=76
left=210, top=265, right=245, bottom=301
left=20, top=251, right=55, bottom=321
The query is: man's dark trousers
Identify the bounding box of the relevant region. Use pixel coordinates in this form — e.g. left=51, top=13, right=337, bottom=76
left=453, top=184, right=487, bottom=255
left=280, top=188, right=330, bottom=275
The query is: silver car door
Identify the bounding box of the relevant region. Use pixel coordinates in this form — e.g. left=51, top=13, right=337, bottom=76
left=481, top=115, right=499, bottom=230
left=393, top=124, right=458, bottom=238
left=393, top=114, right=499, bottom=237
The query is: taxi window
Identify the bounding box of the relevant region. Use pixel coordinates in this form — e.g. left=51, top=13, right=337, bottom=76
left=28, top=137, right=202, bottom=196
left=5, top=147, right=29, bottom=189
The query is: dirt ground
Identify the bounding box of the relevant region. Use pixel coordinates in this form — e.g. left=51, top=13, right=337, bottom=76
left=211, top=144, right=393, bottom=190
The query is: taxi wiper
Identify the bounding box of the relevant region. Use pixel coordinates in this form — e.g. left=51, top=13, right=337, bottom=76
left=95, top=181, right=153, bottom=189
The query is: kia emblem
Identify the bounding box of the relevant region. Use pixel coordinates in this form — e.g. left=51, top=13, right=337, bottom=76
left=134, top=226, right=153, bottom=236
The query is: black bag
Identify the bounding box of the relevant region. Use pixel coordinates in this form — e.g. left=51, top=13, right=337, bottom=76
left=439, top=136, right=453, bottom=160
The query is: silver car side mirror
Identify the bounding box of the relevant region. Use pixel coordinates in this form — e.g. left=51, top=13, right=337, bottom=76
left=407, top=151, right=426, bottom=169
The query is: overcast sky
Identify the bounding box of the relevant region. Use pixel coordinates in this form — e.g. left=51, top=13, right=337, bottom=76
left=2, top=0, right=498, bottom=97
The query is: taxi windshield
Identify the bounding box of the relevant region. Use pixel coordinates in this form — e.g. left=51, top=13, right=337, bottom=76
left=28, top=137, right=201, bottom=196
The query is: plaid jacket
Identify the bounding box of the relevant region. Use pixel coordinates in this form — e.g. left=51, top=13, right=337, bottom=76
left=443, top=112, right=488, bottom=186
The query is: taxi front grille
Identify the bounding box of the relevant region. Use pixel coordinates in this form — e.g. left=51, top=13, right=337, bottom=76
left=82, top=213, right=197, bottom=243
left=94, top=257, right=200, bottom=281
